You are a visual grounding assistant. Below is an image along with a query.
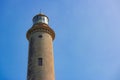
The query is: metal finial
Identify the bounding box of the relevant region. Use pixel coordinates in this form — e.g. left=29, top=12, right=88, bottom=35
left=40, top=9, right=42, bottom=14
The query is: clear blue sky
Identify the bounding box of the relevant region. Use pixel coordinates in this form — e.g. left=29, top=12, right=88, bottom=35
left=0, top=0, right=120, bottom=80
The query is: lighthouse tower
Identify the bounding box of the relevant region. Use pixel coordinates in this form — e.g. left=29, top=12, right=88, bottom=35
left=26, top=13, right=55, bottom=80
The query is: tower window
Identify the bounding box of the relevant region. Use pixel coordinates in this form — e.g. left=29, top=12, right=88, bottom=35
left=38, top=58, right=42, bottom=66
left=38, top=35, right=42, bottom=38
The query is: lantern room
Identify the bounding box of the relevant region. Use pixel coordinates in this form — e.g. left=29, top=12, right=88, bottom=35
left=32, top=13, right=49, bottom=25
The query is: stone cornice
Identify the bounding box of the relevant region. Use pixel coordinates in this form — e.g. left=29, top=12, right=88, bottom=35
left=26, top=23, right=55, bottom=40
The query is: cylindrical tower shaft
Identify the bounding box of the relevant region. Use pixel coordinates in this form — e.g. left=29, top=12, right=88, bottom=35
left=26, top=14, right=55, bottom=80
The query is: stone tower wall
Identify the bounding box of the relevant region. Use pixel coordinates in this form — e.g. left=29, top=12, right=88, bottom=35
left=27, top=31, right=55, bottom=80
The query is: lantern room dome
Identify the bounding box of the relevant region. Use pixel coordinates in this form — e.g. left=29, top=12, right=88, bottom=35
left=32, top=13, right=49, bottom=25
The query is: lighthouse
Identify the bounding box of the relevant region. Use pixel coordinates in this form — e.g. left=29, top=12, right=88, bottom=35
left=26, top=13, right=55, bottom=80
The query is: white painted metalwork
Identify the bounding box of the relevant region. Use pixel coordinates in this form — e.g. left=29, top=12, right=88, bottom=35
left=33, top=16, right=48, bottom=24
